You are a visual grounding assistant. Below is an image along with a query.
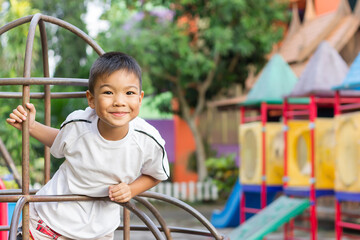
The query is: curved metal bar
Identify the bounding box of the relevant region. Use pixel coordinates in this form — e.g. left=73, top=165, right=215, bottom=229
left=0, top=14, right=104, bottom=56
left=139, top=191, right=224, bottom=240
left=0, top=91, right=86, bottom=99
left=39, top=15, right=104, bottom=56
left=134, top=196, right=172, bottom=239
left=0, top=15, right=33, bottom=35
left=117, top=225, right=224, bottom=237
left=7, top=195, right=166, bottom=240
left=121, top=201, right=165, bottom=240
left=0, top=77, right=88, bottom=86
left=9, top=196, right=27, bottom=240
left=38, top=19, right=51, bottom=184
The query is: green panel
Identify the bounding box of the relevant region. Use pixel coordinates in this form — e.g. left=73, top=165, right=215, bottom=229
left=228, top=196, right=310, bottom=240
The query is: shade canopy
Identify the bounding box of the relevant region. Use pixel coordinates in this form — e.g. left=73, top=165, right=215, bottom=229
left=290, top=41, right=349, bottom=97
left=242, top=54, right=298, bottom=106
left=333, top=52, right=360, bottom=91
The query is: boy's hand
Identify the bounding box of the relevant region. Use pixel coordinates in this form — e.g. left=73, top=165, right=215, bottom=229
left=6, top=103, right=36, bottom=131
left=109, top=183, right=132, bottom=203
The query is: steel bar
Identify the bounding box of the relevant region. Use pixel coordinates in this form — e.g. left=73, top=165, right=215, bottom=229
left=7, top=196, right=165, bottom=240
left=134, top=196, right=172, bottom=239
left=0, top=15, right=33, bottom=35
left=0, top=14, right=104, bottom=56
left=139, top=192, right=223, bottom=240
left=123, top=208, right=130, bottom=240
left=21, top=12, right=43, bottom=240
left=0, top=91, right=86, bottom=99
left=0, top=189, right=37, bottom=195
left=0, top=77, right=88, bottom=86
left=39, top=18, right=51, bottom=184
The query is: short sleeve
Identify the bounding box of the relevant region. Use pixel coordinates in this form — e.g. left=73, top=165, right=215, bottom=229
left=141, top=145, right=170, bottom=181
left=50, top=127, right=68, bottom=159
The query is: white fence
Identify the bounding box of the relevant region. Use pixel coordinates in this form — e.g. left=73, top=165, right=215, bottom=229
left=150, top=181, right=218, bottom=202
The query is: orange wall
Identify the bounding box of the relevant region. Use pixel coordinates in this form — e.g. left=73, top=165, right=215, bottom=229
left=173, top=115, right=198, bottom=182
left=315, top=0, right=340, bottom=15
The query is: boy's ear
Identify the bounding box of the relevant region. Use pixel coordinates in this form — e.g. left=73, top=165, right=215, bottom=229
left=139, top=91, right=144, bottom=105
left=86, top=90, right=95, bottom=109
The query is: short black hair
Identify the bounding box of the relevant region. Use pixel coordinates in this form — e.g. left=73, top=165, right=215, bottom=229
left=88, top=52, right=142, bottom=94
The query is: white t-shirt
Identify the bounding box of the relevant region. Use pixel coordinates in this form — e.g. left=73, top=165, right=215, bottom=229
left=34, top=107, right=170, bottom=239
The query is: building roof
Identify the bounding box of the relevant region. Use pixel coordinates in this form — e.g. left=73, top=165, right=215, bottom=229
left=280, top=0, right=352, bottom=63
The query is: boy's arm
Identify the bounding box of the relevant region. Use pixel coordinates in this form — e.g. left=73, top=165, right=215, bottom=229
left=109, top=174, right=161, bottom=203
left=6, top=103, right=59, bottom=147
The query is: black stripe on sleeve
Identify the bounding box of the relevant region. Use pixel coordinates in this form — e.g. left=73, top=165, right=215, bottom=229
left=60, top=119, right=92, bottom=130
left=135, top=129, right=170, bottom=179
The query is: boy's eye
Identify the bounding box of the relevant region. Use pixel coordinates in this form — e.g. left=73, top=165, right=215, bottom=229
left=103, top=91, right=113, bottom=95
left=126, top=91, right=136, bottom=95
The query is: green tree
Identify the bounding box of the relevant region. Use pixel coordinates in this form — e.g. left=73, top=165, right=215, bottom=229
left=97, top=0, right=288, bottom=181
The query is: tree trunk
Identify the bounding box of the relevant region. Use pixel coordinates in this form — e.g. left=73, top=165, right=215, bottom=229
left=186, top=117, right=208, bottom=182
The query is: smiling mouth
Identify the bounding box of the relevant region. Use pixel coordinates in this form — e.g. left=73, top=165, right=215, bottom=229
left=111, top=112, right=128, bottom=117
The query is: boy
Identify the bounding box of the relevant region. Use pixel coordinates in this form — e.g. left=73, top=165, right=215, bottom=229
left=7, top=52, right=170, bottom=240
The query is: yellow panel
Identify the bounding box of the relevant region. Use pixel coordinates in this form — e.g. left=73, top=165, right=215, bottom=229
left=287, top=119, right=335, bottom=189
left=315, top=118, right=335, bottom=189
left=239, top=122, right=283, bottom=186
left=240, top=122, right=262, bottom=185
left=335, top=112, right=360, bottom=192
left=266, top=123, right=284, bottom=186
left=287, top=120, right=311, bottom=187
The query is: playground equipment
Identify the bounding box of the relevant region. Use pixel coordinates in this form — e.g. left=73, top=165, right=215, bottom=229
left=283, top=41, right=349, bottom=240
left=228, top=195, right=310, bottom=240
left=332, top=52, right=360, bottom=240
left=210, top=179, right=241, bottom=228
left=238, top=54, right=297, bottom=222
left=0, top=14, right=225, bottom=240
left=286, top=118, right=335, bottom=189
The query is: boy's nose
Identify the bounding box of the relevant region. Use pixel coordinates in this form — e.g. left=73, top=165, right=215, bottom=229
left=113, top=94, right=126, bottom=107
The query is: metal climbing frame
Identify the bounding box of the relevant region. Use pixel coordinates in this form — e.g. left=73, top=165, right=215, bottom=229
left=0, top=14, right=226, bottom=240
left=282, top=95, right=336, bottom=240
left=333, top=90, right=360, bottom=240
left=239, top=102, right=283, bottom=223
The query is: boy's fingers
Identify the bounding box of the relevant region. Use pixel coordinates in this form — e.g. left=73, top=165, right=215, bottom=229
left=26, top=103, right=35, bottom=113
left=9, top=112, right=23, bottom=122
left=16, top=105, right=27, bottom=116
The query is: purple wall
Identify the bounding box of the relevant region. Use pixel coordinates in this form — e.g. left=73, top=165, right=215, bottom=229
left=147, top=119, right=175, bottom=163
left=211, top=144, right=240, bottom=166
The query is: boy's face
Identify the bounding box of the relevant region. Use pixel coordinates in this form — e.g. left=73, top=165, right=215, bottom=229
left=86, top=70, right=144, bottom=140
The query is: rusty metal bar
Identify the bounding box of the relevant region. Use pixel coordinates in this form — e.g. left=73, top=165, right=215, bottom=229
left=21, top=12, right=43, bottom=240
left=0, top=77, right=88, bottom=86
left=140, top=191, right=223, bottom=240
left=123, top=208, right=131, bottom=240
left=0, top=189, right=37, bottom=196
left=0, top=15, right=33, bottom=35
left=7, top=195, right=165, bottom=240
left=0, top=91, right=86, bottom=99
left=38, top=18, right=51, bottom=184
left=39, top=15, right=104, bottom=56
left=0, top=14, right=104, bottom=56
left=134, top=196, right=172, bottom=239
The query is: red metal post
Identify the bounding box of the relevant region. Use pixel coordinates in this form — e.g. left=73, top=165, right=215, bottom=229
left=283, top=98, right=289, bottom=239
left=260, top=102, right=267, bottom=209
left=0, top=179, right=7, bottom=240
left=240, top=192, right=246, bottom=223
left=335, top=200, right=342, bottom=240
left=240, top=105, right=245, bottom=223
left=309, top=95, right=317, bottom=240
